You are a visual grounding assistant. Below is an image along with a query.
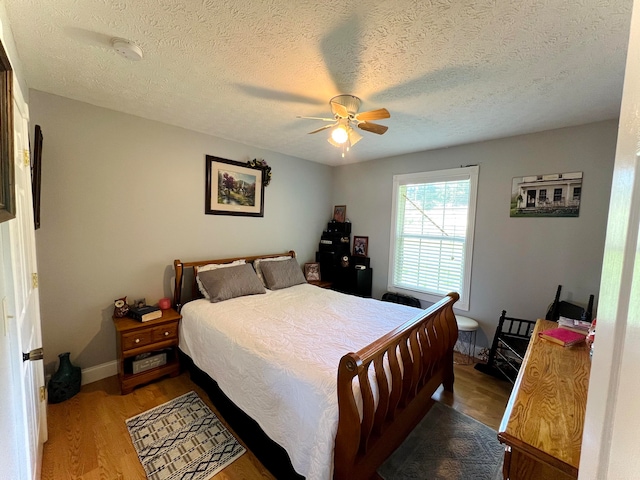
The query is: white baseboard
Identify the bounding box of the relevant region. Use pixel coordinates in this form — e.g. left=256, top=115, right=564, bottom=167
left=81, top=360, right=117, bottom=385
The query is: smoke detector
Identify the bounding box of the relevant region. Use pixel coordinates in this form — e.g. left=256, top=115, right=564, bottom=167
left=111, top=38, right=143, bottom=61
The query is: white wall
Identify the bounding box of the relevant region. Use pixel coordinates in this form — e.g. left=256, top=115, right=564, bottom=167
left=333, top=121, right=617, bottom=346
left=29, top=90, right=333, bottom=373
left=29, top=87, right=618, bottom=370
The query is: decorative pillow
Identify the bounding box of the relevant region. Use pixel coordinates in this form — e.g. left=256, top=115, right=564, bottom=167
left=253, top=255, right=291, bottom=286
left=197, top=263, right=265, bottom=303
left=195, top=260, right=246, bottom=299
left=259, top=257, right=307, bottom=290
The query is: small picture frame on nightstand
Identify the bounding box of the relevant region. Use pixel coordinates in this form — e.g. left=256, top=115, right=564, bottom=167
left=304, top=262, right=321, bottom=281
left=133, top=298, right=147, bottom=309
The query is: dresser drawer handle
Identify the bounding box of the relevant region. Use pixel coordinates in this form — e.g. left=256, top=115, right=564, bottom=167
left=135, top=338, right=140, bottom=344
left=164, top=331, right=169, bottom=336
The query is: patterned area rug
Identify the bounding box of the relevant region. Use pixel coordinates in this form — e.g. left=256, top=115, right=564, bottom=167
left=126, top=391, right=245, bottom=480
left=378, top=402, right=504, bottom=480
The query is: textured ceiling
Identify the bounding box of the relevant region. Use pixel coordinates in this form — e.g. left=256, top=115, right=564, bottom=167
left=3, top=0, right=633, bottom=166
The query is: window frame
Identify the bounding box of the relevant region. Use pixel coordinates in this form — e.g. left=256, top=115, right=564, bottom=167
left=388, top=166, right=479, bottom=311
left=573, top=186, right=581, bottom=201
left=554, top=188, right=562, bottom=202
left=539, top=189, right=547, bottom=201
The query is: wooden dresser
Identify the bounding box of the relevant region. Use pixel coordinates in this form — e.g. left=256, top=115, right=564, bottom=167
left=498, top=319, right=591, bottom=480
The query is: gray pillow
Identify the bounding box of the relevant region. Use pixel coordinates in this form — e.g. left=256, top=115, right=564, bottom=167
left=253, top=255, right=291, bottom=286
left=260, top=257, right=307, bottom=290
left=197, top=263, right=265, bottom=303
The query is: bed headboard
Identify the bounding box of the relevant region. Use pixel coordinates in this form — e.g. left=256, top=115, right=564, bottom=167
left=173, top=250, right=296, bottom=311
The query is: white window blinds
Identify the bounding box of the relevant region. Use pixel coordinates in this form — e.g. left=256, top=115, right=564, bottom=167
left=389, top=166, right=478, bottom=310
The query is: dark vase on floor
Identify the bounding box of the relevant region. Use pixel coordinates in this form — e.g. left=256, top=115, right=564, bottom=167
left=48, top=352, right=81, bottom=404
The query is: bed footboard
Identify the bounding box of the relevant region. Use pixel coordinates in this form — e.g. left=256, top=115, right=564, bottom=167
left=334, top=292, right=459, bottom=480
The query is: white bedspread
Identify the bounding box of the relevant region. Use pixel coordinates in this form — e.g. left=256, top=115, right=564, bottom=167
left=179, top=283, right=422, bottom=480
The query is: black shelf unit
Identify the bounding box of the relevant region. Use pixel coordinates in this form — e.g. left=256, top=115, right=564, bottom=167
left=332, top=266, right=372, bottom=298
left=315, top=221, right=372, bottom=297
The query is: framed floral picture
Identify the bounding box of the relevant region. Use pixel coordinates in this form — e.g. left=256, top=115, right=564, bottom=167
left=205, top=156, right=265, bottom=217
left=353, top=236, right=368, bottom=257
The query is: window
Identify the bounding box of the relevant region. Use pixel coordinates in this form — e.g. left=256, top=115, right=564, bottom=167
left=554, top=188, right=562, bottom=202
left=539, top=189, right=547, bottom=201
left=389, top=166, right=479, bottom=311
left=573, top=187, right=581, bottom=201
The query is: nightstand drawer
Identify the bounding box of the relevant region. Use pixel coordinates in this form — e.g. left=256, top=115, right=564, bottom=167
left=151, top=323, right=178, bottom=342
left=122, top=330, right=152, bottom=350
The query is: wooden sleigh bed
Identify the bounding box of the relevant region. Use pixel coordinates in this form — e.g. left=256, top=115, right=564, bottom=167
left=173, top=250, right=459, bottom=480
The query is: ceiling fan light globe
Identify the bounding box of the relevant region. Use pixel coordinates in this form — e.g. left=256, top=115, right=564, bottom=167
left=348, top=128, right=363, bottom=146
left=327, top=137, right=341, bottom=148
left=331, top=126, right=349, bottom=144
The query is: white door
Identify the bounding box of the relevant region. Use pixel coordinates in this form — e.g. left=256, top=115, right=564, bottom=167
left=579, top=0, right=640, bottom=478
left=0, top=79, right=46, bottom=479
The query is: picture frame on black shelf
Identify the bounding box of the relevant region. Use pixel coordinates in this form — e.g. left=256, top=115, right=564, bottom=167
left=304, top=262, right=321, bottom=281
left=333, top=205, right=346, bottom=223
left=353, top=236, right=368, bottom=257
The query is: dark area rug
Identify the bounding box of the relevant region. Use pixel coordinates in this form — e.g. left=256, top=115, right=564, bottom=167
left=378, top=402, right=504, bottom=480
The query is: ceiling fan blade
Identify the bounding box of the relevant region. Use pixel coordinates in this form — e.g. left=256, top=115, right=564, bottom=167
left=355, top=108, right=390, bottom=122
left=358, top=122, right=389, bottom=135
left=330, top=101, right=349, bottom=118
left=308, top=124, right=334, bottom=134
left=297, top=115, right=335, bottom=121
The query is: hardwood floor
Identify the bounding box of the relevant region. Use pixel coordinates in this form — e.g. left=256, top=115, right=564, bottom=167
left=42, top=358, right=512, bottom=480
left=434, top=354, right=514, bottom=431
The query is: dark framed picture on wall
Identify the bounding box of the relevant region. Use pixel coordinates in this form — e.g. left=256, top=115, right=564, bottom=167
left=353, top=236, right=368, bottom=257
left=31, top=125, right=43, bottom=229
left=205, top=155, right=265, bottom=217
left=0, top=39, right=15, bottom=224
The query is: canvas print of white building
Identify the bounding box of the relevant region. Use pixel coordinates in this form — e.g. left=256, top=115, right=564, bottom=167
left=511, top=172, right=583, bottom=217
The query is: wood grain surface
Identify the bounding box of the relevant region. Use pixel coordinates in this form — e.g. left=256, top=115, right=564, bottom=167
left=498, top=319, right=591, bottom=478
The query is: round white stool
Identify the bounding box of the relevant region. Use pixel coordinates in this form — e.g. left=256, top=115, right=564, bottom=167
left=455, top=315, right=479, bottom=365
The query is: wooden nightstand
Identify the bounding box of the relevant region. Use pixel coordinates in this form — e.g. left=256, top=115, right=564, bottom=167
left=113, top=308, right=181, bottom=394
left=308, top=280, right=332, bottom=289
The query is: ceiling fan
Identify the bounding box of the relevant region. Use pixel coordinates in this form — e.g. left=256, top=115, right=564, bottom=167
left=297, top=95, right=390, bottom=155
